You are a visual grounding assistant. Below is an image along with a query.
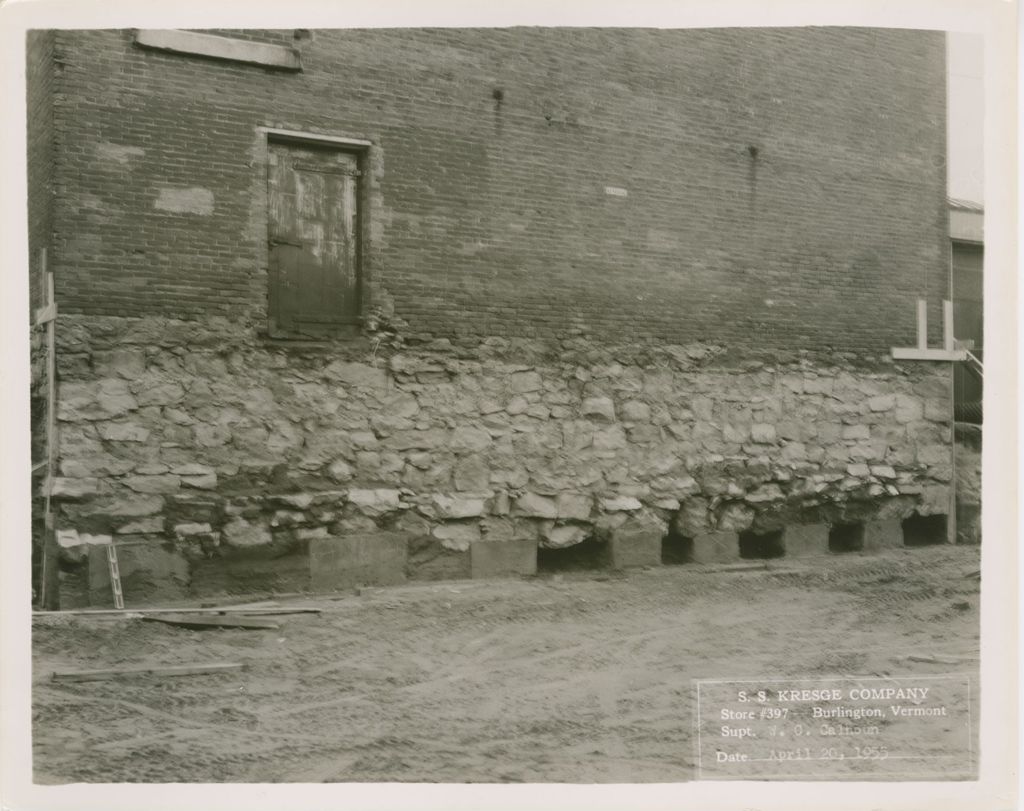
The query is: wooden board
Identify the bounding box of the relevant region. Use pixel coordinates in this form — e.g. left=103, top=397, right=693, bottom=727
left=52, top=663, right=244, bottom=682
left=141, top=613, right=280, bottom=630
left=34, top=606, right=321, bottom=617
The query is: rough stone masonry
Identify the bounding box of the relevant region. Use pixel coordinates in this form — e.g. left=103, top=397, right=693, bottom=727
left=47, top=314, right=953, bottom=605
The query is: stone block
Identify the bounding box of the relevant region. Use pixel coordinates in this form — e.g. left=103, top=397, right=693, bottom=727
left=509, top=370, right=543, bottom=393
left=221, top=517, right=272, bottom=548
left=449, top=426, right=491, bottom=453
left=347, top=488, right=402, bottom=517
left=783, top=524, right=829, bottom=557
left=582, top=396, right=616, bottom=421
left=750, top=423, right=777, bottom=443
left=50, top=477, right=99, bottom=499
left=542, top=523, right=588, bottom=549
left=608, top=528, right=661, bottom=569
left=513, top=492, right=558, bottom=519
left=431, top=521, right=482, bottom=551
left=470, top=538, right=537, bottom=579
left=432, top=494, right=487, bottom=519
left=310, top=532, right=408, bottom=592
left=325, top=361, right=388, bottom=389
left=556, top=492, right=593, bottom=521
left=599, top=496, right=642, bottom=512
left=863, top=519, right=903, bottom=552
left=691, top=531, right=740, bottom=564
left=453, top=456, right=491, bottom=491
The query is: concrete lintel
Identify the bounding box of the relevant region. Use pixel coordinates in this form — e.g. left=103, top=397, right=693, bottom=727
left=261, top=127, right=372, bottom=148
left=950, top=209, right=983, bottom=243
left=135, top=29, right=302, bottom=71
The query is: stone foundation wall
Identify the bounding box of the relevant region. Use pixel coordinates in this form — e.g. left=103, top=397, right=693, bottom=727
left=48, top=315, right=955, bottom=605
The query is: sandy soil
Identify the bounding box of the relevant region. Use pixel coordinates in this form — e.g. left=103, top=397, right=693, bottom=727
left=32, top=545, right=980, bottom=783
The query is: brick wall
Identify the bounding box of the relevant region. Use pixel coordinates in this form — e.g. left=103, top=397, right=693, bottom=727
left=26, top=28, right=56, bottom=315
left=46, top=27, right=948, bottom=353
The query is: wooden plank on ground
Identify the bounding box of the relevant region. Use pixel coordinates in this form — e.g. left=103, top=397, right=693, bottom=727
left=142, top=613, right=280, bottom=630
left=52, top=662, right=244, bottom=682
left=200, top=599, right=280, bottom=609
left=34, top=606, right=320, bottom=617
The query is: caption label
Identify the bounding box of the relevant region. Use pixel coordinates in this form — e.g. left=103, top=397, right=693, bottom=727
left=696, top=674, right=974, bottom=780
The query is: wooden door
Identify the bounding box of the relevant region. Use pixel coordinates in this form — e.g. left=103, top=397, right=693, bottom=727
left=267, top=142, right=360, bottom=337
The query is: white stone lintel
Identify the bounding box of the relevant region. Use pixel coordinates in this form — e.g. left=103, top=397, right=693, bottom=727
left=134, top=29, right=302, bottom=71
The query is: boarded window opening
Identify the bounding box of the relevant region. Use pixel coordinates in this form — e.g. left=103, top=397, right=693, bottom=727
left=738, top=529, right=785, bottom=559
left=829, top=523, right=865, bottom=553
left=536, top=535, right=609, bottom=573
left=901, top=514, right=948, bottom=547
left=661, top=530, right=693, bottom=565
left=267, top=139, right=364, bottom=339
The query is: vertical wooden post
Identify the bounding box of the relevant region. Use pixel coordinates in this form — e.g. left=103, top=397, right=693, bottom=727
left=946, top=241, right=958, bottom=546
left=947, top=300, right=958, bottom=545
left=916, top=299, right=928, bottom=350
left=38, top=249, right=61, bottom=608
left=943, top=299, right=955, bottom=353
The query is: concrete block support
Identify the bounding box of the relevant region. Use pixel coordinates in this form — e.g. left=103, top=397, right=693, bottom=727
left=784, top=524, right=830, bottom=558
left=87, top=542, right=190, bottom=606
left=608, top=528, right=662, bottom=569
left=863, top=519, right=904, bottom=552
left=310, top=532, right=408, bottom=592
left=470, top=538, right=537, bottom=579
left=691, top=531, right=740, bottom=564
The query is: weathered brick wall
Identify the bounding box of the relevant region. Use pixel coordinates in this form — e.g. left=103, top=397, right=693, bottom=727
left=48, top=27, right=948, bottom=353
left=26, top=29, right=56, bottom=316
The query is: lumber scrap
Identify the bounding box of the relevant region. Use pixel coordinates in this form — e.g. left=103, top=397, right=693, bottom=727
left=52, top=662, right=244, bottom=682
left=142, top=613, right=280, bottom=630
left=906, top=654, right=965, bottom=665
left=200, top=600, right=280, bottom=609
left=34, top=606, right=321, bottom=617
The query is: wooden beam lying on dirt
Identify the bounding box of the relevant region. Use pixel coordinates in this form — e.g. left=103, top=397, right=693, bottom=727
left=33, top=606, right=321, bottom=617
left=52, top=663, right=244, bottom=682
left=142, top=613, right=280, bottom=630
left=199, top=600, right=280, bottom=609
left=906, top=654, right=968, bottom=665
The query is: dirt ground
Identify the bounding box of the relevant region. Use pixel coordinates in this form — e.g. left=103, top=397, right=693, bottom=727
left=32, top=545, right=980, bottom=784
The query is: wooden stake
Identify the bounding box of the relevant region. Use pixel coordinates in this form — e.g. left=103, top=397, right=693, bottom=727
left=916, top=298, right=928, bottom=350
left=37, top=251, right=61, bottom=610
left=943, top=299, right=955, bottom=353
